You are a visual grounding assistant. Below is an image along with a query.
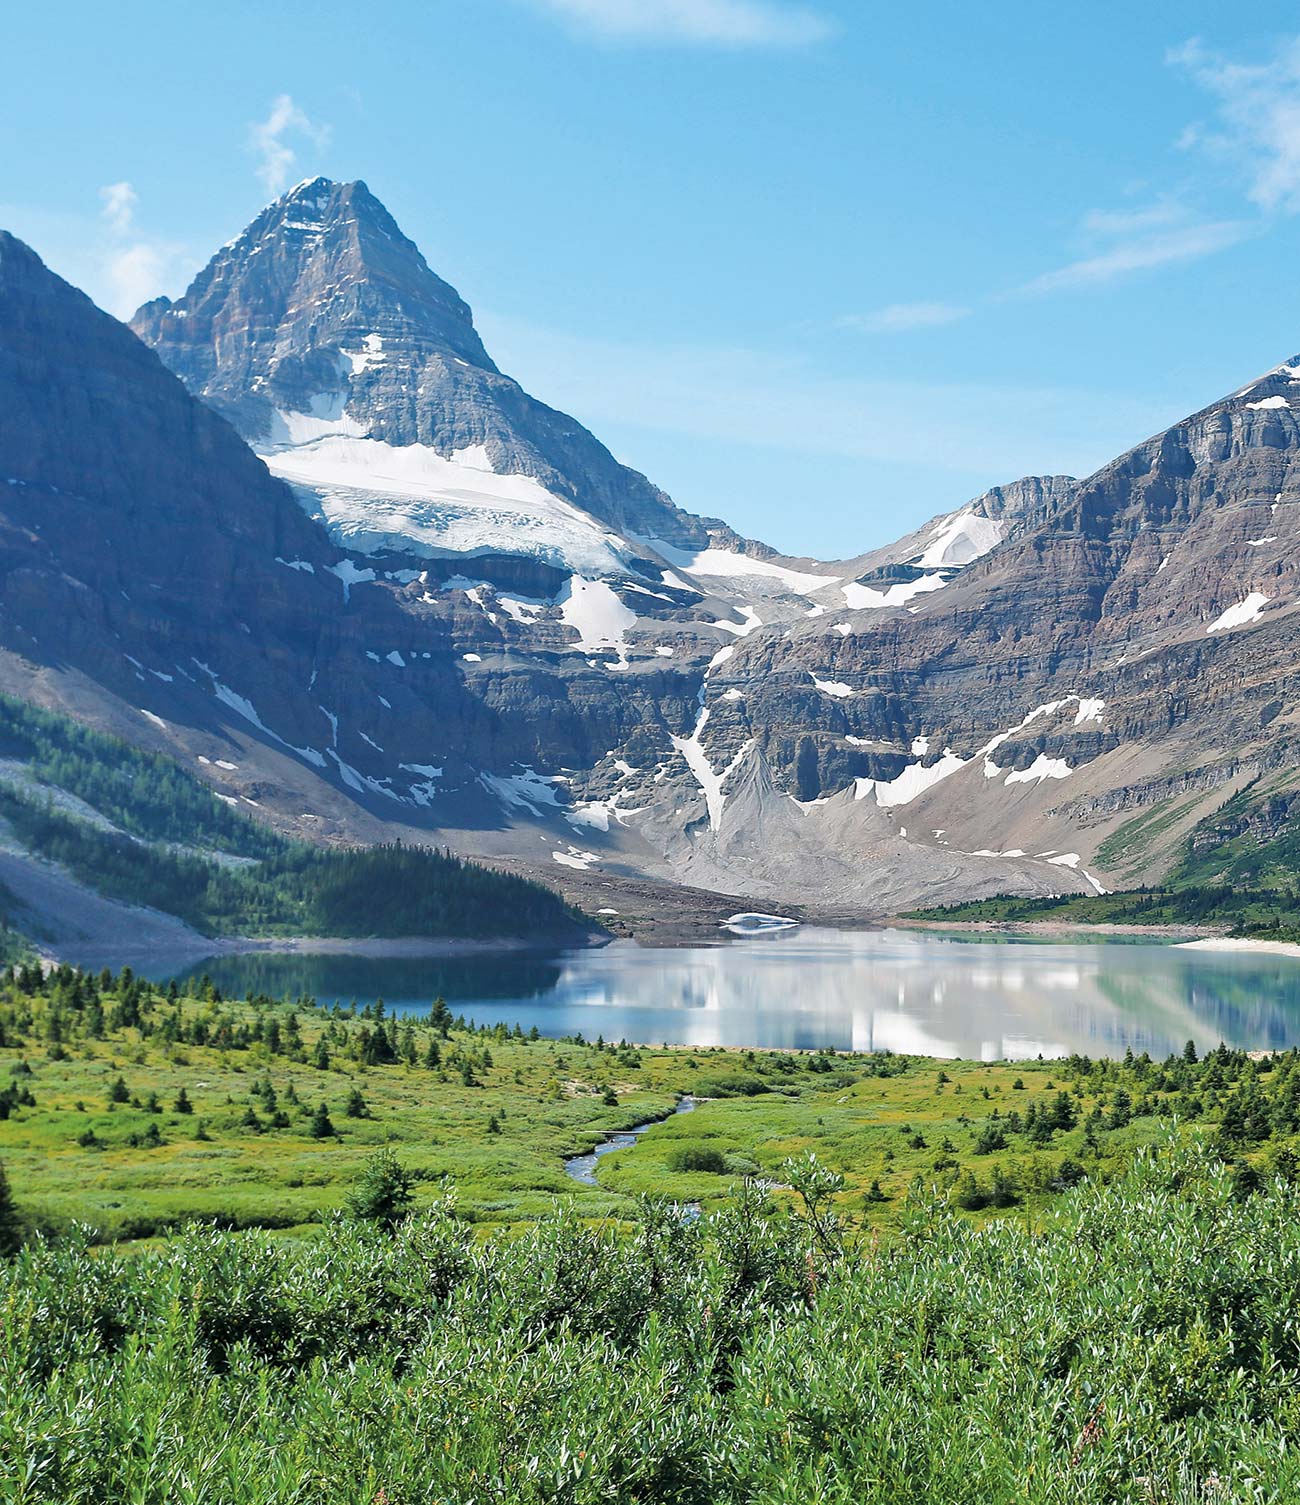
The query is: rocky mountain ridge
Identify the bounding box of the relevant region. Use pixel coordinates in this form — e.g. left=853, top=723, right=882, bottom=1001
left=4, top=180, right=1299, bottom=916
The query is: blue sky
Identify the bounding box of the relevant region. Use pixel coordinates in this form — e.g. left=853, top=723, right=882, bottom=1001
left=4, top=1, right=1299, bottom=556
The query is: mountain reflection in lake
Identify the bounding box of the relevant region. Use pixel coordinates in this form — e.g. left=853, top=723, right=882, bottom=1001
left=170, top=928, right=1300, bottom=1060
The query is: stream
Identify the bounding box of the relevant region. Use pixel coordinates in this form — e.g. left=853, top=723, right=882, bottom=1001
left=563, top=1095, right=697, bottom=1186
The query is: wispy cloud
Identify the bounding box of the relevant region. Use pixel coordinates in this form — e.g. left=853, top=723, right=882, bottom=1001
left=1019, top=213, right=1249, bottom=295
left=98, top=181, right=138, bottom=235
left=842, top=301, right=970, bottom=334
left=249, top=94, right=331, bottom=196
left=91, top=180, right=194, bottom=318
left=478, top=310, right=1179, bottom=485
left=526, top=0, right=833, bottom=46
left=1170, top=36, right=1300, bottom=212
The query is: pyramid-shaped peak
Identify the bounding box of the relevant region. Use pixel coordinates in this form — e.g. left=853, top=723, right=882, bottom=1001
left=130, top=174, right=494, bottom=383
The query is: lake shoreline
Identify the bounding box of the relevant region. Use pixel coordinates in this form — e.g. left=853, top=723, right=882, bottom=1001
left=54, top=928, right=609, bottom=973
left=1175, top=936, right=1300, bottom=960
left=890, top=918, right=1225, bottom=941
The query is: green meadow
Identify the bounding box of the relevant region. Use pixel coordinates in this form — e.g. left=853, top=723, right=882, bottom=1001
left=5, top=965, right=1300, bottom=1501
left=2, top=961, right=1298, bottom=1243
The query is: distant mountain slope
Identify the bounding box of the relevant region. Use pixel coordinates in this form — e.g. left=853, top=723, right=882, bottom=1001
left=16, top=177, right=1300, bottom=920
left=0, top=693, right=590, bottom=959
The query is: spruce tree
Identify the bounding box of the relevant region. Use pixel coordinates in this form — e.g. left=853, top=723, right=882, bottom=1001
left=344, top=1149, right=413, bottom=1227
left=0, top=1160, right=20, bottom=1256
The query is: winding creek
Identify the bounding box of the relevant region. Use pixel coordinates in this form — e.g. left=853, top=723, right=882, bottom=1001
left=562, top=1095, right=697, bottom=1186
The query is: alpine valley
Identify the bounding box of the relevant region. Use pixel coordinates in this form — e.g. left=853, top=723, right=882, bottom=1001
left=3, top=177, right=1299, bottom=938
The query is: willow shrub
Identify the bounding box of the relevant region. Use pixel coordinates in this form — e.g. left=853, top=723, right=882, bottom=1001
left=3, top=1147, right=1300, bottom=1503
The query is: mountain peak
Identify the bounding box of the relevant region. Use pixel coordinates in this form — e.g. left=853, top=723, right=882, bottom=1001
left=130, top=177, right=709, bottom=554
left=129, top=177, right=496, bottom=439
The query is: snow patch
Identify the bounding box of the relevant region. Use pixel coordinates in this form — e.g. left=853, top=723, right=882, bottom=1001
left=714, top=605, right=763, bottom=638
left=724, top=913, right=799, bottom=934
left=841, top=573, right=949, bottom=610
left=498, top=593, right=547, bottom=624
left=480, top=767, right=563, bottom=816
left=1004, top=754, right=1072, bottom=785
left=671, top=707, right=752, bottom=831
left=192, top=661, right=327, bottom=769
left=1206, top=593, right=1270, bottom=634
left=856, top=749, right=968, bottom=807
left=328, top=559, right=376, bottom=601
left=811, top=674, right=855, bottom=698
left=552, top=847, right=599, bottom=871
left=1245, top=395, right=1289, bottom=411
left=649, top=540, right=838, bottom=598
left=915, top=509, right=1004, bottom=568
left=341, top=332, right=386, bottom=374
left=559, top=577, right=637, bottom=666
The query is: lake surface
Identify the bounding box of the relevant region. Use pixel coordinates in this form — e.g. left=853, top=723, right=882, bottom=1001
left=169, top=927, right=1300, bottom=1060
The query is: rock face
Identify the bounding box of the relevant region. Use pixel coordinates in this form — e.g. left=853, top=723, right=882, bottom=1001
left=130, top=178, right=712, bottom=560
left=5, top=180, right=1300, bottom=912
left=0, top=229, right=333, bottom=720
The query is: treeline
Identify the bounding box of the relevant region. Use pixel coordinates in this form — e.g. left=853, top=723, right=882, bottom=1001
left=0, top=784, right=585, bottom=940
left=0, top=692, right=279, bottom=858
left=0, top=694, right=588, bottom=940
left=907, top=882, right=1300, bottom=938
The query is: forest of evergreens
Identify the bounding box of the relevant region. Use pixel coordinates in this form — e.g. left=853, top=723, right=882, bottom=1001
left=0, top=696, right=587, bottom=942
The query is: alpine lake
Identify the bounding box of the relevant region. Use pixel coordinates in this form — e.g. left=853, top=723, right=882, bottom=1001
left=167, top=925, right=1300, bottom=1061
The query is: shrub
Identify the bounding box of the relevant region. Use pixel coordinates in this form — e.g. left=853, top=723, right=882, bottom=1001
left=344, top=1149, right=414, bottom=1226
left=665, top=1144, right=727, bottom=1174
left=691, top=1074, right=769, bottom=1098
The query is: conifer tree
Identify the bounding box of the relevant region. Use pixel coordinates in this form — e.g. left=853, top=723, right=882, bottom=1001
left=0, top=1160, right=20, bottom=1256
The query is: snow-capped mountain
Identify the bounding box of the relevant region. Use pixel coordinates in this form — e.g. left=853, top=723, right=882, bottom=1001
left=130, top=177, right=713, bottom=574
left=5, top=179, right=1300, bottom=917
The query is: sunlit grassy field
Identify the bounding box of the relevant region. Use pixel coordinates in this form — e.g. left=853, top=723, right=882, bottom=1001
left=3, top=963, right=1295, bottom=1242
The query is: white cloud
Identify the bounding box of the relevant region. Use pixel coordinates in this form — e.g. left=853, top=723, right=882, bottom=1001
left=1020, top=216, right=1249, bottom=295
left=249, top=94, right=331, bottom=196
left=1078, top=200, right=1186, bottom=237
left=98, top=181, right=138, bottom=235
left=528, top=0, right=832, bottom=46
left=843, top=301, right=970, bottom=334
left=103, top=243, right=175, bottom=318
left=1170, top=36, right=1300, bottom=213
left=84, top=181, right=197, bottom=318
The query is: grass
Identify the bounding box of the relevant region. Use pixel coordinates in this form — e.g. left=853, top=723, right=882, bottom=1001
left=3, top=965, right=1298, bottom=1244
